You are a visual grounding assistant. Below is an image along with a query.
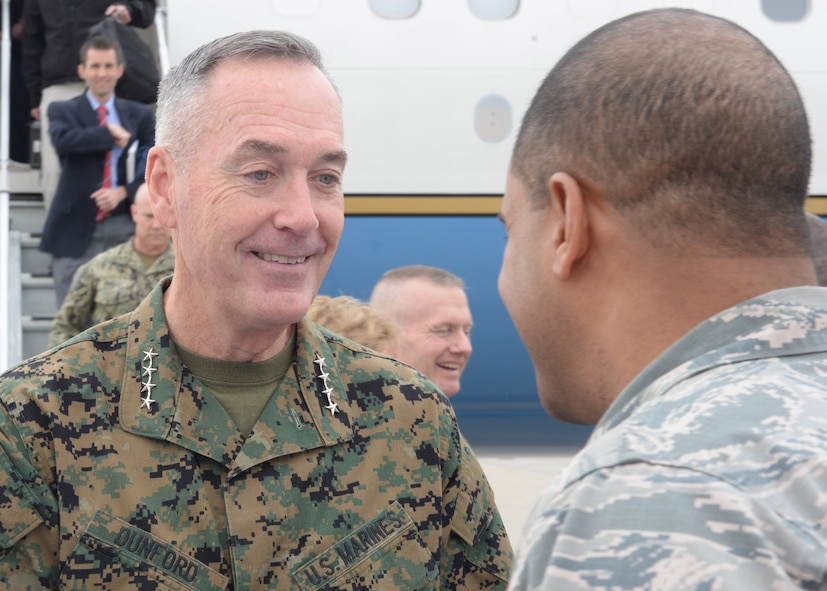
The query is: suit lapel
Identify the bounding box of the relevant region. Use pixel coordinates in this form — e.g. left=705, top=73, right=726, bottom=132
left=78, top=95, right=100, bottom=127
left=114, top=98, right=135, bottom=136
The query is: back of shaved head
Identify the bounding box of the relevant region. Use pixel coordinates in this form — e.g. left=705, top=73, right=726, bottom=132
left=512, top=8, right=812, bottom=256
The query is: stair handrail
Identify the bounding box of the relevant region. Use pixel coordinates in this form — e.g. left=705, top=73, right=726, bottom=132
left=156, top=0, right=170, bottom=76
left=1, top=0, right=12, bottom=374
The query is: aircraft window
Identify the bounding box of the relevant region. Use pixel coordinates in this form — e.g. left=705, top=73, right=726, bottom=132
left=475, top=95, right=512, bottom=143
left=468, top=0, right=519, bottom=20
left=761, top=0, right=808, bottom=22
left=369, top=0, right=420, bottom=19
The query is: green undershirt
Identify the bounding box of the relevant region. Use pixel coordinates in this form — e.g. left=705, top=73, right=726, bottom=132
left=175, top=332, right=295, bottom=438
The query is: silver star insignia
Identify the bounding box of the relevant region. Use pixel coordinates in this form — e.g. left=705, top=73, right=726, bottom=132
left=140, top=393, right=156, bottom=410
left=314, top=353, right=339, bottom=416
left=140, top=348, right=159, bottom=411
left=140, top=379, right=156, bottom=410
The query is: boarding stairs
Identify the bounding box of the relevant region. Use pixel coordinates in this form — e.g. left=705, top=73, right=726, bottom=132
left=6, top=163, right=54, bottom=367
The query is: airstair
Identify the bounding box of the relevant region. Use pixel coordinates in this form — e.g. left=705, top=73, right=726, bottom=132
left=7, top=165, right=53, bottom=367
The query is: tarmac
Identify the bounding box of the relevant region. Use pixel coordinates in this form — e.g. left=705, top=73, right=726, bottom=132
left=476, top=452, right=576, bottom=540
left=452, top=407, right=589, bottom=539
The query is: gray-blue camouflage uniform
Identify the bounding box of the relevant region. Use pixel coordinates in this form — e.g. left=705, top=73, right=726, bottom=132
left=509, top=287, right=827, bottom=590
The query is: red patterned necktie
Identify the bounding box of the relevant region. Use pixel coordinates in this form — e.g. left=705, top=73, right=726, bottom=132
left=96, top=105, right=111, bottom=222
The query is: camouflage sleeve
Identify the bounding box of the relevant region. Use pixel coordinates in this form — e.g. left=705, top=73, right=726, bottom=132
left=510, top=463, right=827, bottom=590
left=0, top=395, right=59, bottom=590
left=440, top=405, right=513, bottom=589
left=48, top=262, right=97, bottom=348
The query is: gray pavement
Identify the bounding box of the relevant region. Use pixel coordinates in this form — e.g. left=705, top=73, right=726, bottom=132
left=477, top=452, right=576, bottom=540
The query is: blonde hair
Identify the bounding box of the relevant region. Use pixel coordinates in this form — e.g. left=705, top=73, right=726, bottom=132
left=308, top=295, right=398, bottom=356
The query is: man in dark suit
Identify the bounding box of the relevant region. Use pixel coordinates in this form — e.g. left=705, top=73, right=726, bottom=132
left=22, top=0, right=156, bottom=213
left=40, top=34, right=155, bottom=307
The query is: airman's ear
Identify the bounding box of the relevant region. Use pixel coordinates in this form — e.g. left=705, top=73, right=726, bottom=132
left=548, top=172, right=590, bottom=280
left=145, top=147, right=178, bottom=230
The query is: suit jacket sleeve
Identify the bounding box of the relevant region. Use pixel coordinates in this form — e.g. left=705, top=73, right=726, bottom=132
left=48, top=100, right=114, bottom=158
left=120, top=1, right=156, bottom=28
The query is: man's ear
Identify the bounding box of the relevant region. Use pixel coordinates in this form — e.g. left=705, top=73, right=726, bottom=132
left=548, top=172, right=590, bottom=280
left=145, top=147, right=177, bottom=230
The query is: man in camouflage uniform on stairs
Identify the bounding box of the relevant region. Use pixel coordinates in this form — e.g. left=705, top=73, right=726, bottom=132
left=48, top=183, right=174, bottom=347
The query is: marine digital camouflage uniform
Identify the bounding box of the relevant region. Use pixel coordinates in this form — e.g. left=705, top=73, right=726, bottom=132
left=509, top=287, right=827, bottom=591
left=0, top=279, right=512, bottom=590
left=49, top=239, right=175, bottom=347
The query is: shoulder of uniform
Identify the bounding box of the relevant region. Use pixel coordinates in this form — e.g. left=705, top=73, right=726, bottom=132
left=0, top=321, right=130, bottom=398
left=300, top=318, right=441, bottom=399
left=57, top=311, right=132, bottom=351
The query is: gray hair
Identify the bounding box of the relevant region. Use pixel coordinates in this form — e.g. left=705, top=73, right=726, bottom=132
left=155, top=30, right=334, bottom=168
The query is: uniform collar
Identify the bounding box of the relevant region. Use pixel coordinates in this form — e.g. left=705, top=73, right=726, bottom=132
left=119, top=279, right=355, bottom=474
left=592, top=286, right=827, bottom=442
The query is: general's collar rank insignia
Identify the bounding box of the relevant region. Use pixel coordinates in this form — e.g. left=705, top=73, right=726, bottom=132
left=314, top=353, right=339, bottom=416
left=140, top=347, right=158, bottom=410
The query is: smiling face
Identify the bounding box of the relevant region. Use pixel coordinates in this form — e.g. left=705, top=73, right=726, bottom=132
left=77, top=47, right=123, bottom=103
left=147, top=57, right=346, bottom=359
left=385, top=279, right=473, bottom=397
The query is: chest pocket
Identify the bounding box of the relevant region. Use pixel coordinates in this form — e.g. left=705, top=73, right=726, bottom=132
left=291, top=501, right=437, bottom=591
left=60, top=510, right=229, bottom=591
left=0, top=451, right=44, bottom=550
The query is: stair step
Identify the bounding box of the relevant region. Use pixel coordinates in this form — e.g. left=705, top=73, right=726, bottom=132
left=21, top=316, right=53, bottom=360
left=6, top=161, right=41, bottom=194
left=10, top=200, right=47, bottom=235
left=20, top=234, right=50, bottom=276
left=21, top=273, right=57, bottom=317
left=6, top=172, right=51, bottom=368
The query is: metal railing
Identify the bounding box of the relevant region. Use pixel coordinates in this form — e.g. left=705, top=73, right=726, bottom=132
left=156, top=1, right=170, bottom=77
left=1, top=0, right=12, bottom=373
